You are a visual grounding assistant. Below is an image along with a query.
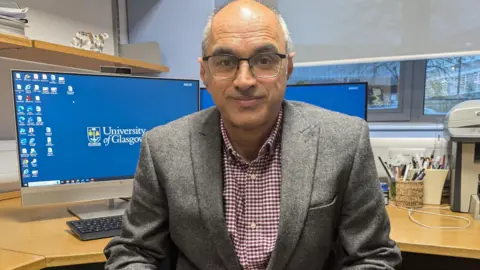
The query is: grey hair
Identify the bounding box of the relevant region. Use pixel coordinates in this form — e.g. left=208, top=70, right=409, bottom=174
left=201, top=5, right=293, bottom=57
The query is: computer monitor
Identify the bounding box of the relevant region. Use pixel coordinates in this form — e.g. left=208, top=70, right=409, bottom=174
left=11, top=70, right=199, bottom=218
left=200, top=82, right=368, bottom=120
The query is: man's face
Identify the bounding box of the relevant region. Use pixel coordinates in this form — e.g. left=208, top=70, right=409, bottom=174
left=199, top=4, right=294, bottom=130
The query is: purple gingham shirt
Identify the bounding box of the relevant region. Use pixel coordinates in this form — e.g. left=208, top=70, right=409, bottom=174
left=221, top=110, right=283, bottom=270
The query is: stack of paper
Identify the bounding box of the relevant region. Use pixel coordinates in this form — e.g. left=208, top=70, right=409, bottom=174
left=0, top=1, right=28, bottom=37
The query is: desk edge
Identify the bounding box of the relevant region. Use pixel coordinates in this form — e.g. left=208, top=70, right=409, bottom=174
left=398, top=242, right=480, bottom=259
left=45, top=253, right=106, bottom=267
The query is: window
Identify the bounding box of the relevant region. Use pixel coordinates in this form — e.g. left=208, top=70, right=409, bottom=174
left=289, top=61, right=413, bottom=121
left=289, top=62, right=401, bottom=110
left=424, top=56, right=480, bottom=115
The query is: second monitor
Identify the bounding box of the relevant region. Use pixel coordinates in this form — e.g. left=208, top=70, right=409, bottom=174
left=200, top=82, right=368, bottom=120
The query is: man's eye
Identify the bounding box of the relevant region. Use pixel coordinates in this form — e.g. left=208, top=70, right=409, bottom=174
left=259, top=57, right=272, bottom=65
left=215, top=57, right=235, bottom=67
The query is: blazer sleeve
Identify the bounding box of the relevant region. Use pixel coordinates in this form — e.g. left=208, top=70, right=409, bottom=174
left=104, top=133, right=171, bottom=270
left=338, top=121, right=402, bottom=269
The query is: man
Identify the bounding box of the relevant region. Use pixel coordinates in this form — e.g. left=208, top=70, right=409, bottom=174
left=104, top=1, right=402, bottom=269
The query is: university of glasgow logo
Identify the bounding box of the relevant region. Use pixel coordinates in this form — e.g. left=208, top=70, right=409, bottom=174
left=87, top=127, right=101, bottom=147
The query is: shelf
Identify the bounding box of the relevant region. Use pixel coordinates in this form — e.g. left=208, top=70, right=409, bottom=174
left=0, top=33, right=31, bottom=49
left=0, top=33, right=169, bottom=74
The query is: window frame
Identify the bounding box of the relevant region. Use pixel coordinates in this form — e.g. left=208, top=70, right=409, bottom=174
left=366, top=61, right=413, bottom=122
left=410, top=60, right=452, bottom=123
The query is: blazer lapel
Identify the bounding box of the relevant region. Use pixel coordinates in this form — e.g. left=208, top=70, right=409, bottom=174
left=190, top=109, right=241, bottom=270
left=267, top=102, right=320, bottom=270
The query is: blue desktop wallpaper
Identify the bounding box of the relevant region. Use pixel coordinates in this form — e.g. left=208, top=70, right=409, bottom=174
left=12, top=71, right=199, bottom=187
left=200, top=83, right=367, bottom=120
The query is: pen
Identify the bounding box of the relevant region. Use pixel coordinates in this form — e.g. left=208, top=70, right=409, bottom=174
left=403, top=165, right=410, bottom=182
left=378, top=156, right=393, bottom=178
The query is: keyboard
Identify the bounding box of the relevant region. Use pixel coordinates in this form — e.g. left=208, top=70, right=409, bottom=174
left=67, top=215, right=123, bottom=241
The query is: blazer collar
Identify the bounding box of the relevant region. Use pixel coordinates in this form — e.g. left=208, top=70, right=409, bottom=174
left=267, top=101, right=319, bottom=270
left=191, top=101, right=319, bottom=270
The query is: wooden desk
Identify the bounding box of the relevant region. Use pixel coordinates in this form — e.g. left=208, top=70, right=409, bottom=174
left=388, top=205, right=480, bottom=259
left=0, top=198, right=479, bottom=270
left=0, top=249, right=45, bottom=270
left=0, top=198, right=109, bottom=268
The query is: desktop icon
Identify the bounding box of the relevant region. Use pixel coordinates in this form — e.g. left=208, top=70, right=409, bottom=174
left=25, top=84, right=31, bottom=91
left=16, top=84, right=22, bottom=90
left=18, top=116, right=25, bottom=124
left=47, top=137, right=52, bottom=144
left=31, top=159, right=37, bottom=166
left=50, top=87, right=58, bottom=94
left=20, top=138, right=27, bottom=145
left=17, top=95, right=23, bottom=101
left=27, top=117, right=34, bottom=125
left=34, top=85, right=39, bottom=91
left=67, top=86, right=74, bottom=94
left=26, top=95, right=32, bottom=102
left=51, top=75, right=56, bottom=81
left=29, top=138, right=36, bottom=146
left=22, top=158, right=28, bottom=167
left=19, top=128, right=26, bottom=134
left=33, top=74, right=39, bottom=80
left=35, top=96, right=40, bottom=102
left=23, top=169, right=29, bottom=176
left=36, top=117, right=42, bottom=123
left=59, top=77, right=65, bottom=83
left=36, top=106, right=41, bottom=113
left=21, top=148, right=27, bottom=154
left=42, top=87, right=49, bottom=93
left=17, top=105, right=25, bottom=112
left=24, top=74, right=30, bottom=80
left=47, top=147, right=53, bottom=155
left=15, top=73, right=21, bottom=79
left=28, top=127, right=34, bottom=135
left=42, top=74, right=47, bottom=80
left=32, top=170, right=38, bottom=177
left=46, top=127, right=51, bottom=134
left=26, top=106, right=33, bottom=114
left=30, top=148, right=37, bottom=155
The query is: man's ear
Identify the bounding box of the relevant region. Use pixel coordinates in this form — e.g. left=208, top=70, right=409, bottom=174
left=198, top=57, right=208, bottom=87
left=287, top=52, right=295, bottom=79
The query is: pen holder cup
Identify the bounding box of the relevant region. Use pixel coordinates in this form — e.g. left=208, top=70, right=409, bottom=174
left=395, top=180, right=424, bottom=208
left=423, top=169, right=449, bottom=205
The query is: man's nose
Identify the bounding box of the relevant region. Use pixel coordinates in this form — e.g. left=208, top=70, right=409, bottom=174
left=233, top=61, right=257, bottom=91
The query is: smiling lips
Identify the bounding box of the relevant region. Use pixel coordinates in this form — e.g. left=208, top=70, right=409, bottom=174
left=232, top=96, right=263, bottom=108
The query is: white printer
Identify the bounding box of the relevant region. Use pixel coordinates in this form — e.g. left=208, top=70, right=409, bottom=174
left=444, top=100, right=480, bottom=215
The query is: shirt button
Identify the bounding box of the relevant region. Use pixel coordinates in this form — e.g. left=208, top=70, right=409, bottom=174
left=250, top=222, right=257, bottom=229
left=249, top=174, right=257, bottom=180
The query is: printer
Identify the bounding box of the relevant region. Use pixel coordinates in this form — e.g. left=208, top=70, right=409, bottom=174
left=444, top=100, right=480, bottom=215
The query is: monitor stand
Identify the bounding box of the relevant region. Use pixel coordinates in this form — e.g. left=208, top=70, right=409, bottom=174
left=67, top=198, right=129, bottom=220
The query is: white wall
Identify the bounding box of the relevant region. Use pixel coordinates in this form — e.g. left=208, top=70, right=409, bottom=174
left=127, top=0, right=214, bottom=79
left=16, top=0, right=115, bottom=55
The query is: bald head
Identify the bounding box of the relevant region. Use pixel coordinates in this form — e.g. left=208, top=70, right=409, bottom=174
left=201, top=0, right=292, bottom=56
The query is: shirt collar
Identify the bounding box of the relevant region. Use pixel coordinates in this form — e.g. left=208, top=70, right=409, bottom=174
left=220, top=109, right=283, bottom=161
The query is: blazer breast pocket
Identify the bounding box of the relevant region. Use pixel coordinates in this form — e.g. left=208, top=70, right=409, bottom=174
left=301, top=195, right=339, bottom=250
left=308, top=195, right=338, bottom=211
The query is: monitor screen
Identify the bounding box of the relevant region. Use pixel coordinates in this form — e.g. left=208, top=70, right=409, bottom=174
left=200, top=82, right=368, bottom=120
left=12, top=71, right=199, bottom=188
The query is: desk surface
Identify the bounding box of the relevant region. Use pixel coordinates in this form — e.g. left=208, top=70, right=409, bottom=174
left=0, top=249, right=45, bottom=270
left=0, top=198, right=479, bottom=269
left=0, top=198, right=110, bottom=268
left=388, top=204, right=480, bottom=259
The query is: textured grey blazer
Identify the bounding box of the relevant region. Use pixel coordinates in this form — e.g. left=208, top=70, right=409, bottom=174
left=104, top=101, right=402, bottom=270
